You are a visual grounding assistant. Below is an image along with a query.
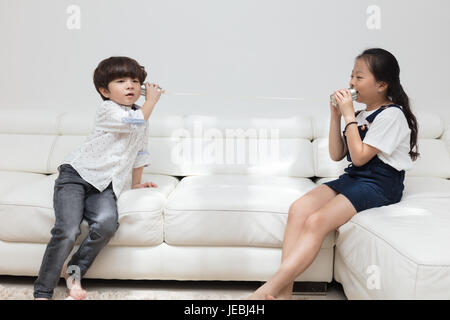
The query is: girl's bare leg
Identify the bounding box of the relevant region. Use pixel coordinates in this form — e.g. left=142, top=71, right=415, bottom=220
left=248, top=194, right=357, bottom=299
left=277, top=185, right=338, bottom=299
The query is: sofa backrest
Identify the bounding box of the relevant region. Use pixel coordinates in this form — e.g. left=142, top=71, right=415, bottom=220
left=0, top=100, right=449, bottom=179
left=312, top=109, right=450, bottom=178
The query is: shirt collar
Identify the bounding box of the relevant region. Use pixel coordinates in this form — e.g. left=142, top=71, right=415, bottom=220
left=103, top=100, right=141, bottom=110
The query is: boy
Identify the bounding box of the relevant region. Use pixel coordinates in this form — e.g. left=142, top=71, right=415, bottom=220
left=33, top=56, right=164, bottom=299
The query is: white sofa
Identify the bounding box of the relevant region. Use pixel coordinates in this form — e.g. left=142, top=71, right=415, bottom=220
left=0, top=102, right=449, bottom=299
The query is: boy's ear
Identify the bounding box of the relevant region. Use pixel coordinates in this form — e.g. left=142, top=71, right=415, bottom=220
left=98, top=87, right=110, bottom=98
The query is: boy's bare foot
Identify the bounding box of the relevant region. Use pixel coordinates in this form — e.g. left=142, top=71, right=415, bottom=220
left=63, top=267, right=87, bottom=300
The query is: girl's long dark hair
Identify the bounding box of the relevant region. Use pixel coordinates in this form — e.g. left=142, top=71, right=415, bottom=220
left=357, top=48, right=420, bottom=161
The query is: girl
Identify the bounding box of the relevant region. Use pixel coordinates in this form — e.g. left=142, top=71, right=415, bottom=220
left=248, top=48, right=420, bottom=300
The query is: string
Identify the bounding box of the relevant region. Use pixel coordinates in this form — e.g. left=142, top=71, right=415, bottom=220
left=159, top=90, right=305, bottom=102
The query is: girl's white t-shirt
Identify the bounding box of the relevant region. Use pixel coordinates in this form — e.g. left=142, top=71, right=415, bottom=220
left=355, top=106, right=413, bottom=171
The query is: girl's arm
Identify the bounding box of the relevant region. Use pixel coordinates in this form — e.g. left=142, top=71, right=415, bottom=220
left=344, top=114, right=380, bottom=166
left=335, top=89, right=379, bottom=166
left=329, top=112, right=347, bottom=161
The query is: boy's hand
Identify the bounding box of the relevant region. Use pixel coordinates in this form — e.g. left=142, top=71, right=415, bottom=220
left=145, top=82, right=165, bottom=105
left=132, top=182, right=158, bottom=189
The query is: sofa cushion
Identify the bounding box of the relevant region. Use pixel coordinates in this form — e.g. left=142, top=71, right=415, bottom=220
left=164, top=175, right=335, bottom=248
left=0, top=172, right=178, bottom=246
left=314, top=138, right=450, bottom=179
left=315, top=177, right=450, bottom=298
left=441, top=123, right=450, bottom=154
left=334, top=196, right=450, bottom=299
left=0, top=171, right=46, bottom=195
left=0, top=134, right=57, bottom=173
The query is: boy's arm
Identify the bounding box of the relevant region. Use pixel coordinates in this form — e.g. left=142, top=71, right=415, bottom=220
left=141, top=82, right=164, bottom=121
left=140, top=99, right=157, bottom=122
left=132, top=166, right=145, bottom=187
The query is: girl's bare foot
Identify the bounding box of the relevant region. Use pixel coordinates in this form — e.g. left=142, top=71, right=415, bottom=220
left=270, top=293, right=292, bottom=300
left=247, top=288, right=273, bottom=300
left=265, top=294, right=293, bottom=300
left=246, top=293, right=265, bottom=300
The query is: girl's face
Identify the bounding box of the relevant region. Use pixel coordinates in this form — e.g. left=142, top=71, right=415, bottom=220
left=100, top=76, right=141, bottom=106
left=349, top=58, right=388, bottom=105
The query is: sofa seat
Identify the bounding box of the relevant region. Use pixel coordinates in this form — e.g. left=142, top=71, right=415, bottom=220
left=317, top=176, right=450, bottom=299
left=164, top=174, right=335, bottom=248
left=0, top=172, right=179, bottom=246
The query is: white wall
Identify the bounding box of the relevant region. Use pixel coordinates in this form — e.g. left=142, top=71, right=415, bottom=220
left=1, top=0, right=449, bottom=124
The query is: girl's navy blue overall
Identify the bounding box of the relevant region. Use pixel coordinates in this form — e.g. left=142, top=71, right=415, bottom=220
left=323, top=104, right=406, bottom=213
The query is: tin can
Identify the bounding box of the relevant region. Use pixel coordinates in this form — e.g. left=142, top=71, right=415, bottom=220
left=330, top=88, right=358, bottom=107
left=140, top=84, right=163, bottom=97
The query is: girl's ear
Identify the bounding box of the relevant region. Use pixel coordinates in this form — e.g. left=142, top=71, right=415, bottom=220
left=99, top=87, right=110, bottom=98
left=377, top=81, right=389, bottom=94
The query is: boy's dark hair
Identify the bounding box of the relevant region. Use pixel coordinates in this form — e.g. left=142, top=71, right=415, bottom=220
left=357, top=48, right=420, bottom=161
left=93, top=56, right=147, bottom=101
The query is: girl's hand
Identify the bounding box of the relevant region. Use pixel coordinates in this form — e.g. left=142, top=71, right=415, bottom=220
left=333, top=89, right=355, bottom=119
left=132, top=182, right=158, bottom=189
left=145, top=82, right=165, bottom=105
left=330, top=99, right=342, bottom=118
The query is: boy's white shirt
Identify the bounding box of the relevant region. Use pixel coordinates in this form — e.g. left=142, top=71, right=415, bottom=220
left=62, top=100, right=151, bottom=199
left=358, top=106, right=413, bottom=171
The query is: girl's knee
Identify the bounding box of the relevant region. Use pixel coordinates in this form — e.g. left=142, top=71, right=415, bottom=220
left=287, top=204, right=312, bottom=231
left=304, top=213, right=326, bottom=234
left=289, top=198, right=307, bottom=214
left=288, top=197, right=314, bottom=219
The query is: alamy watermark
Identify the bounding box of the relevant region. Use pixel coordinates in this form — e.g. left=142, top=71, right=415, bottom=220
left=367, top=5, right=381, bottom=30
left=66, top=5, right=81, bottom=30
left=170, top=122, right=281, bottom=166
left=366, top=264, right=381, bottom=290
left=66, top=4, right=380, bottom=31
left=65, top=265, right=81, bottom=289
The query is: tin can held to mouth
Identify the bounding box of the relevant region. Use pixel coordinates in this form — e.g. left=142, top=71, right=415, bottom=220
left=330, top=88, right=358, bottom=108
left=140, top=84, right=163, bottom=97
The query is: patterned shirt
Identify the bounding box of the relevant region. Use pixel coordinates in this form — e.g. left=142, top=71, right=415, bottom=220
left=62, top=100, right=151, bottom=199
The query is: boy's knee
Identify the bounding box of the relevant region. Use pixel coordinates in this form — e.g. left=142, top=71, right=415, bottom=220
left=90, top=220, right=119, bottom=240
left=51, top=225, right=80, bottom=243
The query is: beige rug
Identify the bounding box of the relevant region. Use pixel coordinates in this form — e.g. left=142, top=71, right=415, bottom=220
left=0, top=284, right=254, bottom=300
left=0, top=284, right=318, bottom=300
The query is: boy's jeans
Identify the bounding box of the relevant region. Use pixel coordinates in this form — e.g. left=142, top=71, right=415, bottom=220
left=33, top=164, right=119, bottom=299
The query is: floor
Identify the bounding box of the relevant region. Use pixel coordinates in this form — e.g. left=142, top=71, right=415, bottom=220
left=0, top=275, right=347, bottom=300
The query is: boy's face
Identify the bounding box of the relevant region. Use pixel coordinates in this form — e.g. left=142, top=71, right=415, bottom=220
left=99, top=76, right=141, bottom=106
